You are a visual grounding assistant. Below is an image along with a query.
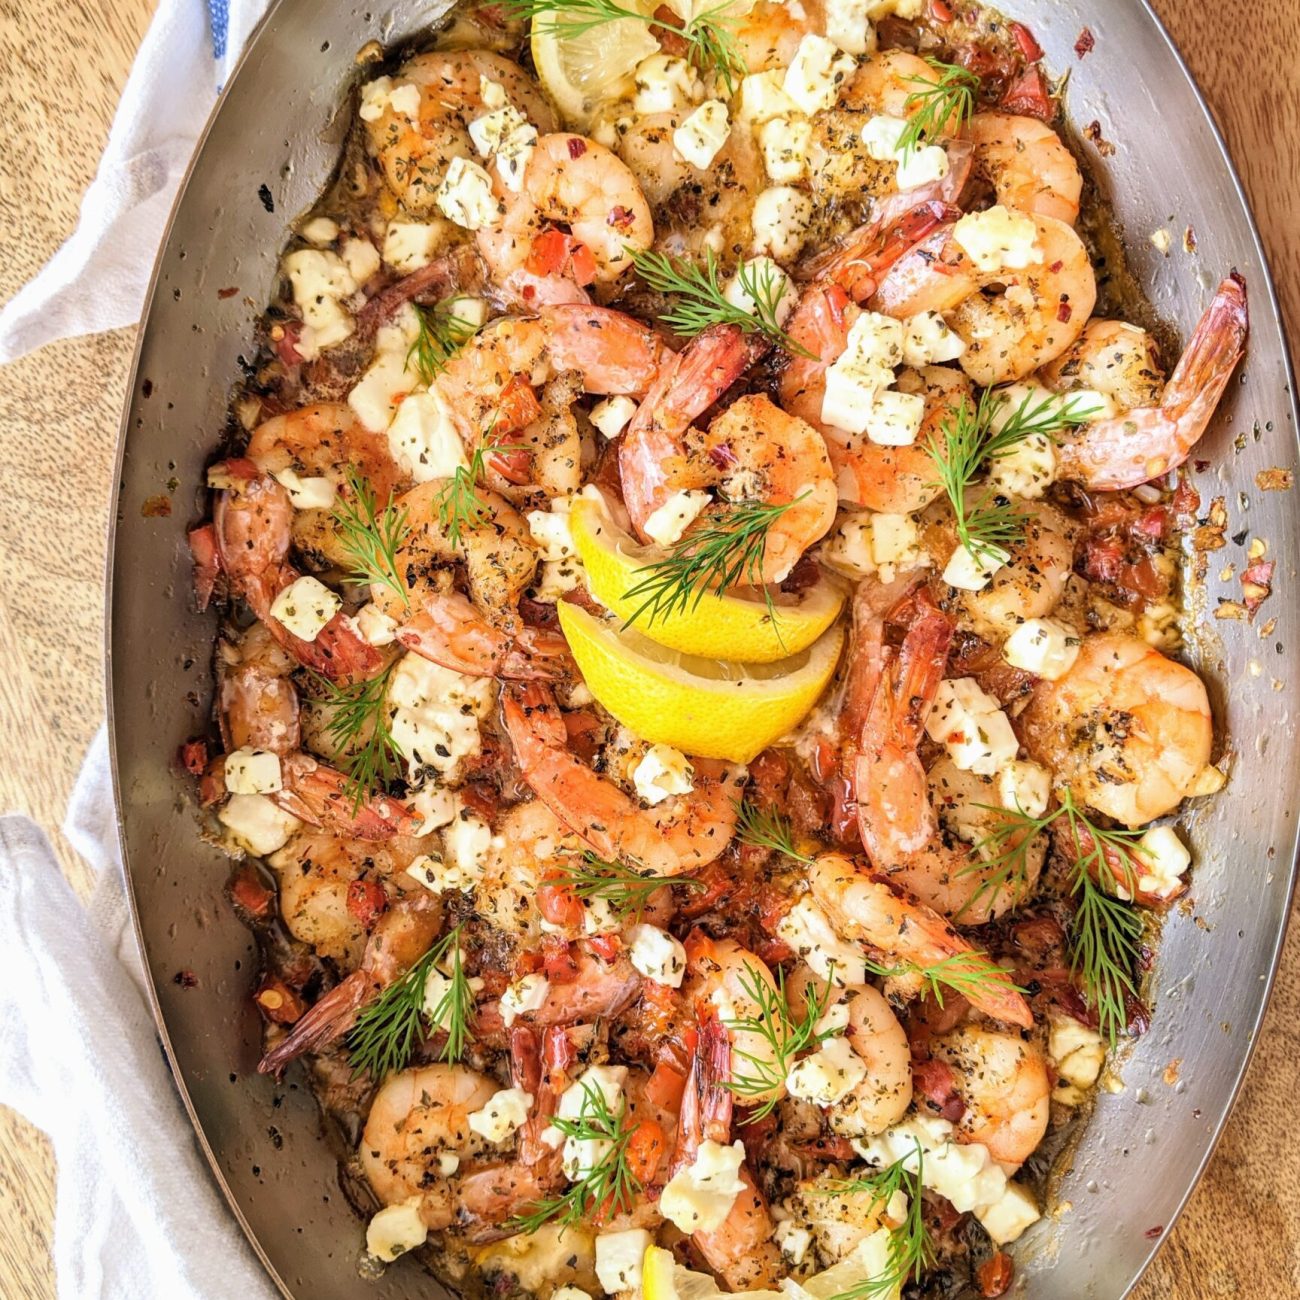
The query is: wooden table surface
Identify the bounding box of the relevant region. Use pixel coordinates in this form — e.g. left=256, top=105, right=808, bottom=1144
left=1, top=1, right=1297, bottom=1295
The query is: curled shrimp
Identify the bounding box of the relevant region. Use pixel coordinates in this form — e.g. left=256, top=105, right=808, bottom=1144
left=363, top=51, right=556, bottom=216
left=1038, top=317, right=1165, bottom=411
left=1019, top=631, right=1212, bottom=827
left=1054, top=274, right=1248, bottom=490
left=502, top=683, right=742, bottom=876
left=929, top=1025, right=1050, bottom=1167
left=218, top=622, right=301, bottom=755
left=870, top=212, right=1096, bottom=385
left=272, top=751, right=424, bottom=840
left=966, top=112, right=1083, bottom=226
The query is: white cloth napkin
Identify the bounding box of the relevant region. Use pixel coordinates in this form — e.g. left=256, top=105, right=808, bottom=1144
left=0, top=729, right=278, bottom=1299
left=0, top=0, right=269, bottom=364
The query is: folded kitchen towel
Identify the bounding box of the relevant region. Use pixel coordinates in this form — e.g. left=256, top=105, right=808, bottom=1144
left=0, top=0, right=270, bottom=364
left=0, top=729, right=279, bottom=1299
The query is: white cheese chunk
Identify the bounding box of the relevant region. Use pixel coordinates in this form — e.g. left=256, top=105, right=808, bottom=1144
left=366, top=1200, right=428, bottom=1261
left=443, top=295, right=488, bottom=330
left=341, top=237, right=381, bottom=286
left=924, top=677, right=1019, bottom=776
left=468, top=105, right=538, bottom=192
left=633, top=53, right=704, bottom=115
left=659, top=1139, right=748, bottom=1233
left=388, top=389, right=468, bottom=483
left=283, top=249, right=355, bottom=356
left=1134, top=824, right=1191, bottom=900
left=480, top=76, right=508, bottom=109
left=588, top=395, right=637, bottom=440
left=269, top=575, right=341, bottom=642
left=978, top=1181, right=1041, bottom=1246
left=632, top=744, right=694, bottom=806
left=644, top=489, right=711, bottom=546
left=952, top=204, right=1043, bottom=274
left=863, top=389, right=926, bottom=446
left=673, top=100, right=731, bottom=170
left=941, top=542, right=1009, bottom=592
left=822, top=362, right=889, bottom=435
left=434, top=157, right=500, bottom=231
left=270, top=467, right=337, bottom=510
left=861, top=113, right=907, bottom=161
left=582, top=894, right=622, bottom=937
left=382, top=220, right=447, bottom=273
left=526, top=498, right=576, bottom=562
left=218, top=792, right=300, bottom=855
left=406, top=782, right=457, bottom=836
left=223, top=748, right=283, bottom=796
left=902, top=311, right=966, bottom=366
left=356, top=601, right=399, bottom=647
left=627, top=923, right=688, bottom=987
left=595, top=1229, right=651, bottom=1295
left=442, top=810, right=494, bottom=885
left=1002, top=616, right=1081, bottom=680
left=500, top=973, right=550, bottom=1027
left=300, top=216, right=339, bottom=246
left=758, top=115, right=812, bottom=183
left=531, top=558, right=584, bottom=604
left=986, top=431, right=1057, bottom=499
left=724, top=256, right=797, bottom=326
left=871, top=511, right=922, bottom=570
left=469, top=1087, right=534, bottom=1143
left=783, top=34, right=857, bottom=115
left=359, top=77, right=395, bottom=123
left=347, top=305, right=422, bottom=432
left=777, top=898, right=868, bottom=986
left=388, top=655, right=495, bottom=781
left=407, top=851, right=467, bottom=895
left=737, top=70, right=797, bottom=125
left=552, top=1066, right=628, bottom=1176
left=751, top=185, right=813, bottom=262
left=387, top=82, right=421, bottom=120
left=824, top=0, right=878, bottom=55
left=774, top=1218, right=813, bottom=1266
left=997, top=759, right=1051, bottom=818
left=786, top=1035, right=867, bottom=1106
left=894, top=143, right=949, bottom=191
left=1048, top=1013, right=1107, bottom=1090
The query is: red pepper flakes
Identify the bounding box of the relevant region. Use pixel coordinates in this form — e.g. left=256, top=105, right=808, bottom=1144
left=607, top=205, right=635, bottom=230
left=1074, top=27, right=1096, bottom=57
left=217, top=286, right=239, bottom=299
left=567, top=137, right=587, bottom=159
left=1057, top=300, right=1073, bottom=323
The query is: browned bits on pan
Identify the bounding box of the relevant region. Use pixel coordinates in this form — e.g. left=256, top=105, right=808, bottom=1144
left=1083, top=120, right=1116, bottom=156
left=1255, top=467, right=1294, bottom=491
left=1075, top=27, right=1096, bottom=58
left=141, top=493, right=172, bottom=517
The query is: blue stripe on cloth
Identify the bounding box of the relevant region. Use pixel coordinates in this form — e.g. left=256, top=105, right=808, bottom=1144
left=209, top=0, right=230, bottom=59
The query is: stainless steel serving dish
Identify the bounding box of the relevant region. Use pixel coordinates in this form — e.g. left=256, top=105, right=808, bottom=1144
left=106, top=1, right=1299, bottom=1295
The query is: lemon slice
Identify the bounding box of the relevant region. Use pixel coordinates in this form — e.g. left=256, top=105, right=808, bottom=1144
left=569, top=494, right=847, bottom=664
left=799, top=1232, right=899, bottom=1300
left=558, top=602, right=844, bottom=764
left=531, top=7, right=659, bottom=126
left=642, top=1245, right=785, bottom=1300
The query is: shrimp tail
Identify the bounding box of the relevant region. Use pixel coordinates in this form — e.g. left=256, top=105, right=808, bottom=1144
left=257, top=969, right=370, bottom=1073
left=274, top=755, right=424, bottom=839
left=673, top=1007, right=734, bottom=1173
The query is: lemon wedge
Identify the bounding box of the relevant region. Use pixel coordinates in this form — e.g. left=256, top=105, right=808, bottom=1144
left=569, top=494, right=847, bottom=664
left=531, top=6, right=659, bottom=126
left=642, top=1245, right=785, bottom=1300
left=558, top=601, right=844, bottom=764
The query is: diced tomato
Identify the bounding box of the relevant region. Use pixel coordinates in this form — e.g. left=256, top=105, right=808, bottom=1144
left=178, top=738, right=209, bottom=776
left=229, top=866, right=274, bottom=921
left=1000, top=66, right=1054, bottom=121
left=255, top=977, right=307, bottom=1025
left=515, top=948, right=545, bottom=976
left=538, top=879, right=585, bottom=929
left=588, top=933, right=622, bottom=962
left=931, top=0, right=954, bottom=20
left=525, top=228, right=571, bottom=277
left=683, top=928, right=715, bottom=965
left=978, top=1252, right=1015, bottom=1297
left=541, top=935, right=580, bottom=984
left=187, top=523, right=222, bottom=611
left=1009, top=21, right=1043, bottom=60
left=644, top=1061, right=687, bottom=1111
left=494, top=373, right=544, bottom=436
left=625, top=1120, right=666, bottom=1185
left=346, top=879, right=388, bottom=929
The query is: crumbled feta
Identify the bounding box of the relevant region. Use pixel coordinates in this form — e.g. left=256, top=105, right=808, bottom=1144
left=941, top=542, right=1009, bottom=592
left=468, top=105, right=538, bottom=192
left=659, top=1139, right=748, bottom=1233
left=924, top=677, right=1020, bottom=776
left=438, top=1153, right=461, bottom=1177
left=365, top=1200, right=427, bottom=1261
left=388, top=655, right=495, bottom=781
left=480, top=76, right=507, bottom=110
left=902, top=311, right=966, bottom=366
left=341, top=237, right=381, bottom=286
left=356, top=601, right=399, bottom=647
left=737, top=70, right=797, bottom=125
left=751, top=185, right=813, bottom=262
left=500, top=973, right=550, bottom=1027
left=821, top=312, right=908, bottom=436
left=825, top=0, right=878, bottom=55
left=774, top=1218, right=813, bottom=1266
left=583, top=894, right=622, bottom=937
left=633, top=53, right=704, bottom=115
left=442, top=809, right=495, bottom=884
left=388, top=389, right=468, bottom=483
left=783, top=34, right=857, bottom=115
left=998, top=759, right=1051, bottom=818
left=822, top=362, right=884, bottom=434
left=786, top=1035, right=867, bottom=1106
left=382, top=220, right=446, bottom=273
left=443, top=295, right=488, bottom=330
left=862, top=389, right=926, bottom=446
left=595, top=1229, right=651, bottom=1295
left=358, top=77, right=395, bottom=123
left=724, top=256, right=798, bottom=326
left=526, top=498, right=576, bottom=562
left=434, top=157, right=500, bottom=231
left=550, top=1066, right=628, bottom=1176
left=1134, top=825, right=1191, bottom=900
left=406, top=781, right=457, bottom=835
left=632, top=744, right=694, bottom=806
left=1002, top=617, right=1081, bottom=680
left=407, top=850, right=469, bottom=895
left=530, top=558, right=584, bottom=604
left=1048, top=1013, right=1107, bottom=1091
left=777, top=898, right=868, bottom=986
left=978, top=1182, right=1041, bottom=1246
left=218, top=793, right=300, bottom=855
left=469, top=1087, right=534, bottom=1143
left=283, top=249, right=355, bottom=356
left=952, top=204, right=1042, bottom=274
left=269, top=575, right=341, bottom=642
left=627, top=923, right=688, bottom=987
left=758, top=115, right=812, bottom=183
left=347, top=305, right=423, bottom=432
left=871, top=511, right=923, bottom=570
left=270, top=467, right=337, bottom=510
left=986, top=431, right=1057, bottom=499
left=822, top=510, right=925, bottom=583
left=644, top=489, right=711, bottom=547
left=894, top=143, right=949, bottom=191
left=223, top=747, right=283, bottom=796
left=300, top=216, right=339, bottom=246
left=673, top=100, right=731, bottom=170
left=588, top=395, right=637, bottom=439
left=387, top=82, right=421, bottom=120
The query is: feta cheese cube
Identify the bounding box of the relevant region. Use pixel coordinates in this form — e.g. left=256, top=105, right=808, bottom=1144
left=673, top=100, right=731, bottom=170
left=821, top=314, right=904, bottom=434
left=366, top=1200, right=427, bottom=1261
left=282, top=249, right=356, bottom=354
left=388, top=389, right=468, bottom=483
left=975, top=1182, right=1041, bottom=1246
left=776, top=898, right=868, bottom=986
left=902, top=310, right=966, bottom=366
left=824, top=0, right=878, bottom=55
left=443, top=296, right=488, bottom=330
left=758, top=115, right=813, bottom=182
left=583, top=894, right=622, bottom=937
left=783, top=35, right=858, bottom=115
left=382, top=220, right=447, bottom=273
left=870, top=511, right=922, bottom=569
left=223, top=747, right=283, bottom=796
left=998, top=759, right=1051, bottom=818
left=530, top=558, right=584, bottom=604
left=821, top=511, right=877, bottom=578
left=1134, top=824, right=1191, bottom=900
left=438, top=1153, right=461, bottom=1177
left=737, top=70, right=797, bottom=125
left=924, top=677, right=1020, bottom=775
left=774, top=1218, right=813, bottom=1266
left=659, top=1139, right=747, bottom=1233
left=269, top=575, right=342, bottom=642
left=270, top=467, right=337, bottom=510
left=643, top=489, right=711, bottom=546
left=553, top=1066, right=628, bottom=1175
left=434, top=157, right=500, bottom=231
left=407, top=852, right=463, bottom=895
left=633, top=744, right=695, bottom=806
left=500, top=973, right=550, bottom=1026
left=588, top=395, right=637, bottom=439
left=442, top=811, right=494, bottom=884
left=724, top=256, right=797, bottom=326
left=468, top=105, right=538, bottom=192
left=952, top=204, right=1043, bottom=274
left=863, top=389, right=926, bottom=446
left=627, top=923, right=688, bottom=988
left=786, top=1035, right=867, bottom=1105
left=359, top=77, right=395, bottom=123
left=341, top=237, right=381, bottom=286
left=300, top=216, right=339, bottom=246
left=218, top=793, right=300, bottom=856
left=595, top=1229, right=651, bottom=1295
left=894, top=143, right=949, bottom=191
left=633, top=53, right=704, bottom=115
left=347, top=306, right=422, bottom=432
left=388, top=655, right=495, bottom=780
left=751, top=185, right=813, bottom=262
left=468, top=1087, right=534, bottom=1143
left=861, top=113, right=907, bottom=160
left=480, top=77, right=507, bottom=110
left=986, top=430, right=1057, bottom=499
left=1048, top=1013, right=1107, bottom=1089
left=526, top=499, right=576, bottom=562
left=942, top=543, right=1009, bottom=591
left=1002, top=617, right=1081, bottom=680
left=387, top=82, right=421, bottom=120
left=356, top=602, right=399, bottom=647
left=406, top=781, right=457, bottom=836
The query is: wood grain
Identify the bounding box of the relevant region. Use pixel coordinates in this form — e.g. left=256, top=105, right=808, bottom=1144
left=0, top=1, right=1295, bottom=1296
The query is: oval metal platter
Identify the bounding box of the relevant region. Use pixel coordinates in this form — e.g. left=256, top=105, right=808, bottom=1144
left=107, top=1, right=1298, bottom=1295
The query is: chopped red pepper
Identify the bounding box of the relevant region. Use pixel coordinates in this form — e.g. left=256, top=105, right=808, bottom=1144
left=538, top=879, right=585, bottom=929
left=1009, top=21, right=1043, bottom=61
left=978, top=1252, right=1015, bottom=1297
left=346, top=879, right=388, bottom=929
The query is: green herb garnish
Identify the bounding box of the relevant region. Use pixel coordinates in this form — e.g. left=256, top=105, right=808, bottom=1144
left=332, top=466, right=411, bottom=607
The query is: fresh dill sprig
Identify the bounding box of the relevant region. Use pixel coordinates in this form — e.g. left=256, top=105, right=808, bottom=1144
left=509, top=1079, right=642, bottom=1232
left=723, top=962, right=841, bottom=1122
left=821, top=1144, right=935, bottom=1298
left=621, top=494, right=806, bottom=627
left=898, top=58, right=981, bottom=158
left=553, top=851, right=706, bottom=921
left=630, top=246, right=813, bottom=357
left=734, top=799, right=813, bottom=864
left=406, top=301, right=479, bottom=388
left=926, top=387, right=1095, bottom=567
left=346, top=924, right=473, bottom=1080
left=505, top=0, right=746, bottom=95
left=311, top=660, right=403, bottom=811
left=864, top=951, right=1025, bottom=1011
left=433, top=433, right=525, bottom=551
left=332, top=466, right=411, bottom=607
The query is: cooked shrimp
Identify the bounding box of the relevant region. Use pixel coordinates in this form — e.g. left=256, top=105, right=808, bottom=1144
left=1019, top=632, right=1213, bottom=827
left=272, top=751, right=424, bottom=840
left=928, top=1025, right=1050, bottom=1167
left=967, top=113, right=1083, bottom=225
left=1038, top=318, right=1165, bottom=411
left=1054, top=274, right=1248, bottom=490
left=218, top=622, right=300, bottom=754
left=363, top=52, right=557, bottom=216
left=360, top=1063, right=501, bottom=1223
left=844, top=51, right=947, bottom=122
left=870, top=212, right=1096, bottom=385
left=478, top=133, right=654, bottom=300
left=734, top=0, right=815, bottom=72
left=808, top=854, right=1033, bottom=1027
left=502, top=683, right=742, bottom=875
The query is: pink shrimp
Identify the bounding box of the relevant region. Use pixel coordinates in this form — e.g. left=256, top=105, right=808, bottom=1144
left=272, top=752, right=424, bottom=839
